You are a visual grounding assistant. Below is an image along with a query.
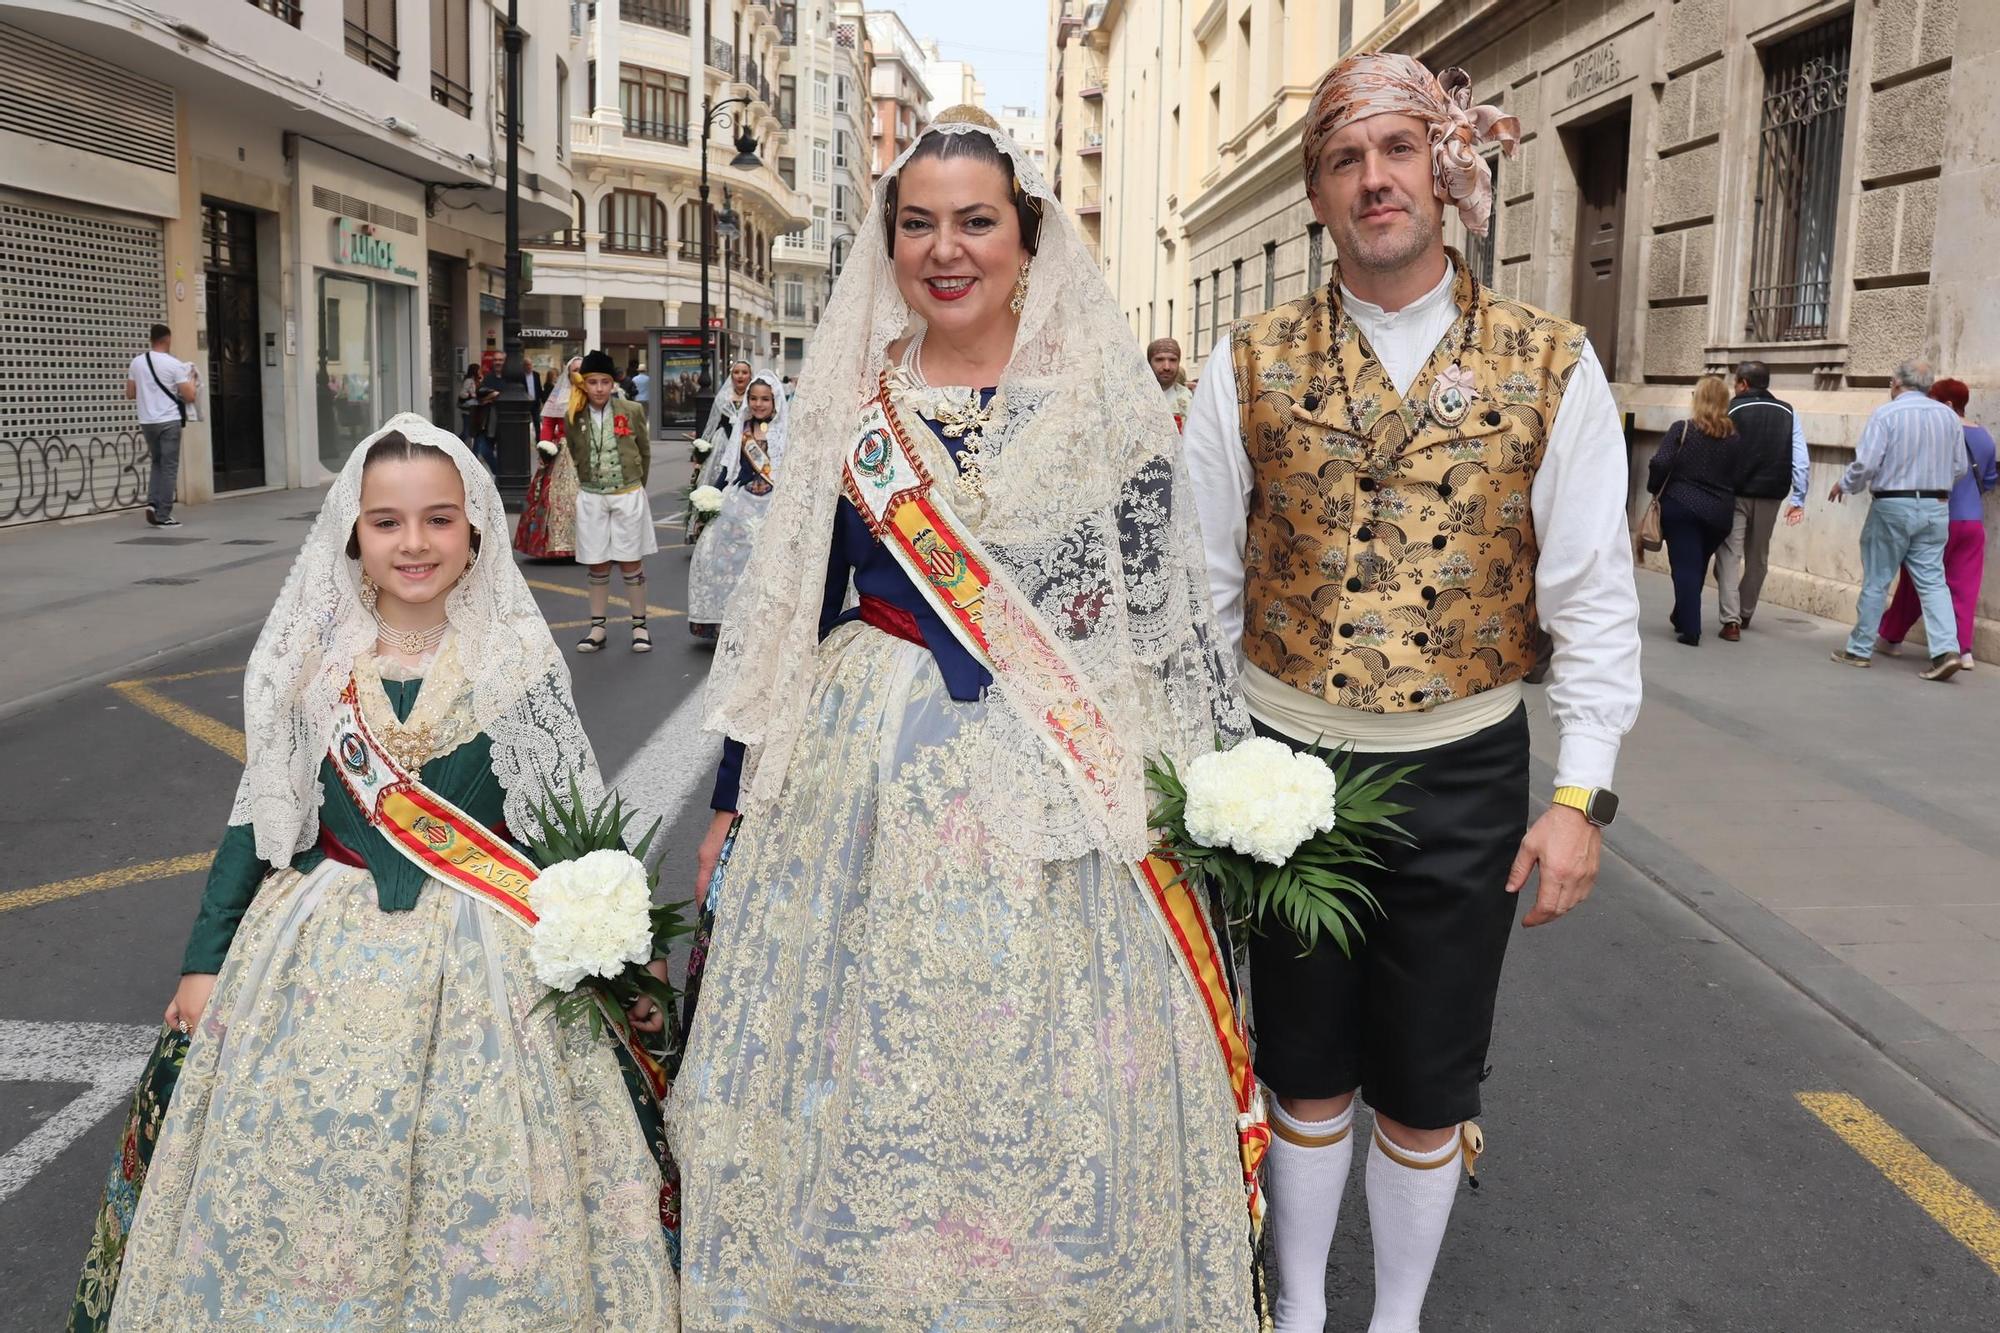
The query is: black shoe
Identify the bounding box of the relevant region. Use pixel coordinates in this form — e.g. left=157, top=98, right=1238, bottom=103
left=1920, top=653, right=1963, bottom=683
left=1676, top=631, right=1700, bottom=647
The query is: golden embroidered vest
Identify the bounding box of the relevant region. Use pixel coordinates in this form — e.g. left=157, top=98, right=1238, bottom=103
left=1230, top=257, right=1586, bottom=713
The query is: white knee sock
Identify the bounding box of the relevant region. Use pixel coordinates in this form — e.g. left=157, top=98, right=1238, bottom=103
left=1364, top=1127, right=1463, bottom=1333
left=1265, top=1100, right=1355, bottom=1331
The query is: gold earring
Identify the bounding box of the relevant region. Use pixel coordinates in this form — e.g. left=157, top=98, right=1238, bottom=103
left=360, top=572, right=379, bottom=612
left=1009, top=258, right=1032, bottom=316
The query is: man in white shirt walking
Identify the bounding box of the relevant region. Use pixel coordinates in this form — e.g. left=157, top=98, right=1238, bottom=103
left=1180, top=53, right=1642, bottom=1332
left=125, top=323, right=199, bottom=527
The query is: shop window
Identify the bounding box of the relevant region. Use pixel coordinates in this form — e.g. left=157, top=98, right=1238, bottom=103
left=317, top=272, right=411, bottom=471
left=1747, top=19, right=1851, bottom=342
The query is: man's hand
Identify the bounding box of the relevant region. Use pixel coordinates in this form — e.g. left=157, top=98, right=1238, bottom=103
left=1828, top=483, right=1846, bottom=504
left=1784, top=503, right=1805, bottom=527
left=1506, top=804, right=1601, bottom=928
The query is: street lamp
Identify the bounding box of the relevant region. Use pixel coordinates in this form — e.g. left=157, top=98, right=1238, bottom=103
left=698, top=93, right=761, bottom=409
left=828, top=227, right=856, bottom=281
left=717, top=190, right=741, bottom=368
left=493, top=0, right=533, bottom=508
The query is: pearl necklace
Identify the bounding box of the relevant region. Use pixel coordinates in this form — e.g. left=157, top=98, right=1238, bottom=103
left=374, top=613, right=449, bottom=657
left=888, top=329, right=1005, bottom=499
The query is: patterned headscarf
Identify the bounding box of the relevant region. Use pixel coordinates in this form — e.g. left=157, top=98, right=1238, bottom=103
left=1301, top=53, right=1520, bottom=238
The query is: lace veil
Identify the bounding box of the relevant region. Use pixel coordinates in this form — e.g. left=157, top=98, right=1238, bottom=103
left=230, top=412, right=606, bottom=863
left=701, top=370, right=791, bottom=488
left=697, top=360, right=756, bottom=444
left=706, top=114, right=1248, bottom=863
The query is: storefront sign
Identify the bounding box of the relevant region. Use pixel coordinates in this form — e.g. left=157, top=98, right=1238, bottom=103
left=334, top=219, right=417, bottom=279
left=520, top=326, right=580, bottom=340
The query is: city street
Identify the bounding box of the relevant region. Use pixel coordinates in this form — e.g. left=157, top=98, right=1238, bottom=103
left=1, top=511, right=1998, bottom=1328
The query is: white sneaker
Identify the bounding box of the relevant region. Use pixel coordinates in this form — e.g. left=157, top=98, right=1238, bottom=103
left=1962, top=654, right=1976, bottom=671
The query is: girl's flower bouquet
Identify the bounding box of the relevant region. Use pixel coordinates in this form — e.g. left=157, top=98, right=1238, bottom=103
left=524, top=779, right=694, bottom=1068
left=1148, top=737, right=1416, bottom=954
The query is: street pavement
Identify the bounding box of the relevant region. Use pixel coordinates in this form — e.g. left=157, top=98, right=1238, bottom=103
left=2, top=498, right=1998, bottom=1327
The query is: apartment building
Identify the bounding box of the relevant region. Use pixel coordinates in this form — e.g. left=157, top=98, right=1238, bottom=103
left=865, top=10, right=930, bottom=174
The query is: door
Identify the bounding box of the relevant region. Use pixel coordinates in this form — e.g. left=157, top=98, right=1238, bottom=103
left=1568, top=108, right=1630, bottom=381
left=202, top=201, right=265, bottom=491
left=428, top=255, right=460, bottom=429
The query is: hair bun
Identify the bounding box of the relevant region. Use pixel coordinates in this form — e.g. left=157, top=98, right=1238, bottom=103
left=931, top=104, right=1001, bottom=130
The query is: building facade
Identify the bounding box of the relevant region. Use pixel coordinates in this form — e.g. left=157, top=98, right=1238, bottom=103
left=919, top=40, right=984, bottom=115
left=770, top=2, right=871, bottom=380
left=865, top=10, right=930, bottom=175
left=1, top=0, right=577, bottom=527
left=995, top=105, right=1049, bottom=176
left=1058, top=0, right=2000, bottom=659
left=520, top=0, right=811, bottom=418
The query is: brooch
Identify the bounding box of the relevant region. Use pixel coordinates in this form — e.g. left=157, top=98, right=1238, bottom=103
left=1427, top=363, right=1479, bottom=428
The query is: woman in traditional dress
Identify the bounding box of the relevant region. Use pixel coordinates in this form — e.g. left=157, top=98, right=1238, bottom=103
left=686, top=359, right=757, bottom=542
left=668, top=107, right=1259, bottom=1329
left=75, top=415, right=677, bottom=1331
left=512, top=355, right=581, bottom=560
left=685, top=372, right=788, bottom=641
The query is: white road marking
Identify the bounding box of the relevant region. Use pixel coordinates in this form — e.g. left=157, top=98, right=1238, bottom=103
left=608, top=676, right=722, bottom=839
left=0, top=1021, right=158, bottom=1204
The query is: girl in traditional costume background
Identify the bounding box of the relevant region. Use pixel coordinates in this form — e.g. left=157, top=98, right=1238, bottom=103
left=686, top=359, right=756, bottom=542
left=668, top=107, right=1259, bottom=1328
left=513, top=355, right=581, bottom=560
left=685, top=371, right=788, bottom=641
left=70, top=416, right=677, bottom=1331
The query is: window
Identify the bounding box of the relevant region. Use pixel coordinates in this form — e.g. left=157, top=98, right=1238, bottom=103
left=833, top=130, right=848, bottom=168
left=345, top=0, right=398, bottom=78
left=1469, top=158, right=1497, bottom=286
left=778, top=156, right=797, bottom=190
left=835, top=74, right=850, bottom=111
left=676, top=200, right=706, bottom=258
left=429, top=0, right=470, bottom=114
left=600, top=190, right=667, bottom=253
left=493, top=15, right=516, bottom=139
left=249, top=0, right=304, bottom=23
left=812, top=205, right=828, bottom=249
left=783, top=277, right=806, bottom=320
left=814, top=71, right=830, bottom=114
left=1192, top=277, right=1203, bottom=355
left=833, top=185, right=849, bottom=224
left=1747, top=20, right=1851, bottom=342
left=1306, top=222, right=1324, bottom=291
left=1210, top=85, right=1223, bottom=155
left=555, top=61, right=569, bottom=159
left=1210, top=268, right=1221, bottom=337
left=621, top=65, right=689, bottom=142
left=1232, top=258, right=1244, bottom=319
left=779, top=75, right=797, bottom=128
left=1166, top=299, right=1174, bottom=346
left=1338, top=0, right=1353, bottom=54
left=812, top=138, right=828, bottom=184
left=1263, top=240, right=1277, bottom=307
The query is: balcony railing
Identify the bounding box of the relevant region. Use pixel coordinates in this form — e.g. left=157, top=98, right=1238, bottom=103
left=779, top=106, right=796, bottom=129
left=783, top=299, right=807, bottom=319
left=625, top=2, right=691, bottom=34
left=740, top=57, right=770, bottom=105
left=431, top=70, right=472, bottom=117
left=624, top=116, right=691, bottom=145
left=603, top=231, right=670, bottom=255
left=247, top=0, right=302, bottom=23
left=526, top=228, right=586, bottom=250
left=1081, top=65, right=1106, bottom=97
left=679, top=240, right=705, bottom=262
left=1080, top=131, right=1104, bottom=154
left=708, top=38, right=734, bottom=73
left=344, top=23, right=399, bottom=78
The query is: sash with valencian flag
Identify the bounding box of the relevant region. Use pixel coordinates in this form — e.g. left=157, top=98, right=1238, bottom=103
left=843, top=380, right=1270, bottom=1236
left=327, top=679, right=670, bottom=1102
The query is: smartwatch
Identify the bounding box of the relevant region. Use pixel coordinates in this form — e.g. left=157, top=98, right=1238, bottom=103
left=1551, top=786, right=1618, bottom=827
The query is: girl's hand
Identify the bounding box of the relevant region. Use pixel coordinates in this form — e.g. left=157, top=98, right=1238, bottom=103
left=695, top=811, right=736, bottom=910
left=164, top=973, right=217, bottom=1035
left=626, top=958, right=672, bottom=1034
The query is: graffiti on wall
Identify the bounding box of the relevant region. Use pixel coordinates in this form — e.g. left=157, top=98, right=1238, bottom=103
left=0, top=431, right=152, bottom=526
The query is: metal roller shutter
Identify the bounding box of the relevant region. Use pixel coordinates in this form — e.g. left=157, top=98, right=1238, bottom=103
left=0, top=194, right=166, bottom=527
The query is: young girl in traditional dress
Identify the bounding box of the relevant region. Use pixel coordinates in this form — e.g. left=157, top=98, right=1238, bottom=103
left=512, top=355, right=581, bottom=560
left=668, top=108, right=1260, bottom=1329
left=685, top=372, right=787, bottom=641
left=73, top=415, right=678, bottom=1331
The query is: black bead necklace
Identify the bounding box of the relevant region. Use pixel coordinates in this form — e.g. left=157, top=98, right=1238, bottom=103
left=1312, top=263, right=1484, bottom=440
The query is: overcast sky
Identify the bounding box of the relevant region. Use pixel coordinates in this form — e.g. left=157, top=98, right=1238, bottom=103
left=882, top=0, right=1048, bottom=114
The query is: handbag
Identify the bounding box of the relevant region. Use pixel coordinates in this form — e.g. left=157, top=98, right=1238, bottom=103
left=1634, top=420, right=1687, bottom=556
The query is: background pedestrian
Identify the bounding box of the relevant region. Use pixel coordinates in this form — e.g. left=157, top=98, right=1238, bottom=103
left=125, top=323, right=198, bottom=527
left=1717, top=360, right=1808, bottom=640
left=1829, top=358, right=1968, bottom=680
left=1876, top=376, right=1997, bottom=670
left=456, top=363, right=481, bottom=445
left=1647, top=376, right=1746, bottom=646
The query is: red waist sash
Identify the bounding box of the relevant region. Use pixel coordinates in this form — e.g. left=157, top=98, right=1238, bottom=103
left=858, top=594, right=925, bottom=647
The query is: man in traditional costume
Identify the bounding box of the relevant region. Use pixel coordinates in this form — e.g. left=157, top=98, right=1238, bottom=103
left=1181, top=54, right=1642, bottom=1331
left=568, top=349, right=657, bottom=653
left=1151, top=336, right=1194, bottom=426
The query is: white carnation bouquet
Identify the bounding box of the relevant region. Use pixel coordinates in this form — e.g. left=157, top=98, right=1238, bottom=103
left=1148, top=740, right=1415, bottom=954
left=523, top=778, right=695, bottom=1068
left=690, top=436, right=715, bottom=459
left=688, top=484, right=725, bottom=516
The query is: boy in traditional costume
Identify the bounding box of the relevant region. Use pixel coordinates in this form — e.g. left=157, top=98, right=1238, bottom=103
left=568, top=349, right=657, bottom=653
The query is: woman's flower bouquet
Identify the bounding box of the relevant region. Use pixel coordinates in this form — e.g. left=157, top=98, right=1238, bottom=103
left=523, top=778, right=694, bottom=1064
left=685, top=483, right=725, bottom=536
left=1148, top=737, right=1416, bottom=955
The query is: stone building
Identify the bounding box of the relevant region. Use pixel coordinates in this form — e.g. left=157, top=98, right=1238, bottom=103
left=1055, top=0, right=2000, bottom=659
left=865, top=9, right=931, bottom=175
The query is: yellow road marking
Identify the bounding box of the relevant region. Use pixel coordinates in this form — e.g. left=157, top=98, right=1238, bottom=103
left=131, top=664, right=244, bottom=685
left=0, top=853, right=213, bottom=915
left=1797, top=1091, right=2000, bottom=1277
left=524, top=578, right=683, bottom=618
left=108, top=680, right=246, bottom=762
